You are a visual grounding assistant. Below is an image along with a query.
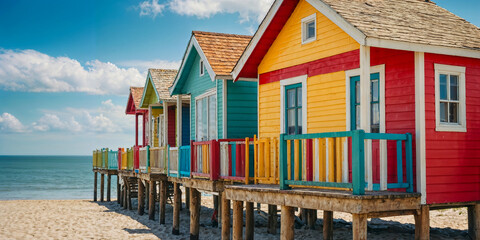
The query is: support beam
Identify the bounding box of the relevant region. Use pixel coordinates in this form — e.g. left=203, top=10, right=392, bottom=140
left=323, top=210, right=333, bottom=240
left=117, top=176, right=120, bottom=203
left=221, top=192, right=231, bottom=240
left=177, top=95, right=182, bottom=147
left=138, top=179, right=144, bottom=215
left=233, top=200, right=243, bottom=240
left=159, top=180, right=167, bottom=225
left=100, top=174, right=105, bottom=202
left=359, top=45, right=372, bottom=190
left=352, top=213, right=367, bottom=240
left=246, top=202, right=254, bottom=240
left=163, top=101, right=168, bottom=147
left=307, top=209, right=316, bottom=229
left=280, top=205, right=294, bottom=240
left=135, top=113, right=139, bottom=146
left=149, top=181, right=156, bottom=220
left=414, top=205, right=430, bottom=240
left=172, top=182, right=181, bottom=235
left=190, top=188, right=201, bottom=240
left=107, top=174, right=111, bottom=202
left=268, top=204, right=277, bottom=234
left=468, top=203, right=480, bottom=240
left=93, top=172, right=97, bottom=202
left=414, top=51, right=427, bottom=204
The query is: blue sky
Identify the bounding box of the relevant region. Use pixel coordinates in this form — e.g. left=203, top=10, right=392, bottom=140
left=0, top=0, right=479, bottom=155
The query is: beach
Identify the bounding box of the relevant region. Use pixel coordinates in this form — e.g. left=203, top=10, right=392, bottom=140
left=0, top=195, right=470, bottom=239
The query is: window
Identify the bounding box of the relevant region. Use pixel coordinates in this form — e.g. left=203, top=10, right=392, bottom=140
left=285, top=84, right=302, bottom=135
left=199, top=60, right=205, bottom=76
left=196, top=91, right=217, bottom=141
left=301, top=14, right=316, bottom=44
left=435, top=64, right=466, bottom=132
left=350, top=73, right=380, bottom=133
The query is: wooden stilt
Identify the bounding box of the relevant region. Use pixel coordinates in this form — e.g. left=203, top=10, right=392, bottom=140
left=123, top=178, right=128, bottom=209
left=127, top=179, right=132, bottom=210
left=307, top=209, right=317, bottom=229
left=93, top=172, right=97, bottom=202
left=116, top=176, right=120, bottom=203
left=246, top=202, right=254, bottom=240
left=149, top=181, right=156, bottom=220
left=145, top=181, right=150, bottom=211
left=280, top=205, right=294, bottom=240
left=119, top=183, right=124, bottom=207
left=414, top=205, right=430, bottom=240
left=468, top=203, right=480, bottom=240
left=352, top=213, right=367, bottom=240
left=268, top=204, right=277, bottom=234
left=107, top=174, right=111, bottom=202
left=186, top=187, right=190, bottom=211
left=138, top=178, right=144, bottom=215
left=221, top=192, right=231, bottom=240
left=172, top=182, right=180, bottom=235
left=233, top=201, right=243, bottom=240
left=100, top=174, right=105, bottom=202
left=323, top=210, right=333, bottom=240
left=159, top=180, right=167, bottom=225
left=190, top=188, right=201, bottom=240
left=213, top=195, right=219, bottom=227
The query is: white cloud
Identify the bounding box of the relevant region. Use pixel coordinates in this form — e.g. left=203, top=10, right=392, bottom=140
left=0, top=113, right=28, bottom=133
left=32, top=114, right=82, bottom=132
left=138, top=0, right=166, bottom=18
left=0, top=49, right=146, bottom=95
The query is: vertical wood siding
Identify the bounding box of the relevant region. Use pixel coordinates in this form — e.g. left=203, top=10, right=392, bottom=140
left=168, top=106, right=176, bottom=147
left=424, top=53, right=480, bottom=204
left=217, top=80, right=224, bottom=138
left=258, top=0, right=359, bottom=75
left=151, top=108, right=163, bottom=147
left=259, top=81, right=281, bottom=138
left=182, top=106, right=190, bottom=146
left=226, top=80, right=258, bottom=138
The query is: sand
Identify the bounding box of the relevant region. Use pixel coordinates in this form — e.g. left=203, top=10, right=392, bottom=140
left=0, top=191, right=470, bottom=239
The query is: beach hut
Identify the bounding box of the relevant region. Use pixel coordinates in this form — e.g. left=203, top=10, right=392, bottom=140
left=227, top=0, right=480, bottom=239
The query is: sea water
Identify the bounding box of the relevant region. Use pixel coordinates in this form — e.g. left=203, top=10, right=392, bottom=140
left=0, top=155, right=116, bottom=200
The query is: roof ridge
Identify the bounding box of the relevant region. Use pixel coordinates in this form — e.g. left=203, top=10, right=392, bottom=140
left=192, top=30, right=252, bottom=38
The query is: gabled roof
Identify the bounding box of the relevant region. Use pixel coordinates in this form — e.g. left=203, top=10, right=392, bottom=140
left=170, top=31, right=252, bottom=95
left=233, top=0, right=480, bottom=79
left=140, top=69, right=178, bottom=108
left=126, top=87, right=145, bottom=115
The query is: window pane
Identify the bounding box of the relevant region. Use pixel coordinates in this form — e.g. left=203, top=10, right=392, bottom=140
left=450, top=75, right=458, bottom=101
left=355, top=105, right=361, bottom=129
left=355, top=81, right=360, bottom=104
left=297, top=108, right=302, bottom=134
left=208, top=95, right=217, bottom=139
left=202, top=98, right=208, bottom=140
left=449, top=102, right=458, bottom=123
left=371, top=79, right=379, bottom=102
left=307, top=21, right=315, bottom=39
left=287, top=109, right=295, bottom=135
left=371, top=103, right=380, bottom=125
left=440, top=102, right=447, bottom=123
left=440, top=74, right=447, bottom=100
left=297, top=87, right=302, bottom=107
left=196, top=100, right=203, bottom=140
left=287, top=89, right=295, bottom=108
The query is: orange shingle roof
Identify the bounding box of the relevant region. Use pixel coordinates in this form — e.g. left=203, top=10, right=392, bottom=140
left=130, top=87, right=144, bottom=109
left=193, top=31, right=252, bottom=76
left=149, top=69, right=178, bottom=101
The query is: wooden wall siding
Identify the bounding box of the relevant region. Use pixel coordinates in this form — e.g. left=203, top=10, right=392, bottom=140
left=307, top=71, right=346, bottom=133
left=226, top=80, right=258, bottom=139
left=180, top=54, right=216, bottom=141
left=258, top=0, right=359, bottom=75
left=217, top=80, right=224, bottom=139
left=259, top=81, right=281, bottom=138
left=182, top=106, right=191, bottom=146
left=424, top=53, right=480, bottom=204
left=168, top=106, right=176, bottom=147
left=151, top=108, right=163, bottom=147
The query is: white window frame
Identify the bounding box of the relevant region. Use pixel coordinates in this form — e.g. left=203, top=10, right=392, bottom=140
left=280, top=75, right=307, bottom=134
left=301, top=13, right=316, bottom=45
left=434, top=64, right=466, bottom=132
left=199, top=59, right=205, bottom=77
left=195, top=88, right=217, bottom=141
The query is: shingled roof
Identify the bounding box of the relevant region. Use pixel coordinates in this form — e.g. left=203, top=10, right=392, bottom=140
left=130, top=87, right=144, bottom=109
left=149, top=69, right=178, bottom=101
left=193, top=31, right=252, bottom=76
left=322, top=0, right=480, bottom=51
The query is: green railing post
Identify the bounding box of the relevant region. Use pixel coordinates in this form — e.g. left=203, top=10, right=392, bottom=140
left=279, top=134, right=290, bottom=190
left=405, top=133, right=414, bottom=193
left=352, top=130, right=365, bottom=195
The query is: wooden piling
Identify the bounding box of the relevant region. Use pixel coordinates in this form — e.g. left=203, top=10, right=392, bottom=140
left=119, top=183, right=124, bottom=206
left=246, top=202, right=254, bottom=240
left=268, top=204, right=277, bottom=234
left=186, top=187, right=190, bottom=211
left=107, top=174, right=111, bottom=202
left=122, top=178, right=128, bottom=209
left=307, top=209, right=317, bottom=229
left=233, top=200, right=243, bottom=240
left=323, top=210, right=333, bottom=240
left=149, top=181, right=156, bottom=220
left=190, top=188, right=201, bottom=240
left=280, top=205, right=294, bottom=240
left=127, top=179, right=132, bottom=210
left=100, top=174, right=105, bottom=202
left=116, top=176, right=120, bottom=203
left=145, top=181, right=149, bottom=211
left=138, top=178, right=144, bottom=215
left=172, top=182, right=181, bottom=235
left=352, top=213, right=367, bottom=240
left=159, top=180, right=167, bottom=225
left=93, top=172, right=97, bottom=202
left=414, top=205, right=430, bottom=240
left=468, top=203, right=480, bottom=240
left=221, top=192, right=231, bottom=240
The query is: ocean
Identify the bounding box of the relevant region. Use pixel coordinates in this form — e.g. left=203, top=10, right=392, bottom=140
left=0, top=155, right=116, bottom=200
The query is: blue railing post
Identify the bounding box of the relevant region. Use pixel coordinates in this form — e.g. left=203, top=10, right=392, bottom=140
left=352, top=130, right=365, bottom=195
left=279, top=134, right=290, bottom=190
left=405, top=133, right=414, bottom=193
left=396, top=140, right=403, bottom=183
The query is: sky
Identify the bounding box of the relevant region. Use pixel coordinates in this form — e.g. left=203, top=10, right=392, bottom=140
left=0, top=0, right=479, bottom=155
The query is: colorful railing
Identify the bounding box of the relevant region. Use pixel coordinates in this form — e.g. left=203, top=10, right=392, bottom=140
left=127, top=147, right=134, bottom=170
left=279, top=130, right=413, bottom=195
left=121, top=148, right=128, bottom=170
left=150, top=146, right=168, bottom=173
left=253, top=137, right=279, bottom=184
left=219, top=139, right=254, bottom=182
left=134, top=145, right=140, bottom=172
left=117, top=148, right=123, bottom=170
left=107, top=149, right=118, bottom=169
left=191, top=140, right=217, bottom=179
left=92, top=150, right=102, bottom=169
left=139, top=146, right=150, bottom=173
left=168, top=146, right=178, bottom=176
left=178, top=146, right=191, bottom=177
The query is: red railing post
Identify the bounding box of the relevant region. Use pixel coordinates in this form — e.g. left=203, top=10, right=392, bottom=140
left=117, top=148, right=122, bottom=170
left=306, top=139, right=313, bottom=181
left=236, top=143, right=243, bottom=177
left=134, top=146, right=140, bottom=170
left=228, top=144, right=232, bottom=177
left=210, top=140, right=220, bottom=180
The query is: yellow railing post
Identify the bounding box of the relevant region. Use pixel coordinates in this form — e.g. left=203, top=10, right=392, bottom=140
left=253, top=135, right=258, bottom=184
left=245, top=137, right=250, bottom=184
